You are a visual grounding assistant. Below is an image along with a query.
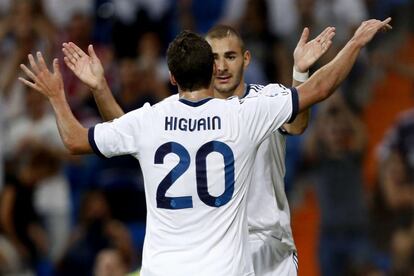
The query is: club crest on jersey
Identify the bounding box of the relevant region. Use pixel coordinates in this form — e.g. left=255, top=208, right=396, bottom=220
left=165, top=116, right=222, bottom=131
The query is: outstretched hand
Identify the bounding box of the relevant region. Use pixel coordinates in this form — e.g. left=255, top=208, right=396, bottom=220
left=293, top=26, right=336, bottom=73
left=19, top=52, right=64, bottom=99
left=352, top=17, right=392, bottom=47
left=62, top=42, right=104, bottom=91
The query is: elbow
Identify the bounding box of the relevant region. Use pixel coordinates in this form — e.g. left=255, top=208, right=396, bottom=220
left=293, top=123, right=308, bottom=135
left=295, top=118, right=309, bottom=134
left=286, top=123, right=308, bottom=135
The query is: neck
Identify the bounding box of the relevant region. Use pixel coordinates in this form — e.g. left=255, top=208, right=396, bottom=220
left=179, top=87, right=214, bottom=101
left=214, top=82, right=246, bottom=99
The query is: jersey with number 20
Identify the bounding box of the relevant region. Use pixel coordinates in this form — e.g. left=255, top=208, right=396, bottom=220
left=89, top=84, right=298, bottom=276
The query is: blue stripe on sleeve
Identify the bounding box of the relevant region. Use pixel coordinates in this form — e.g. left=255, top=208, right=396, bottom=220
left=287, top=87, right=299, bottom=123
left=88, top=126, right=107, bottom=158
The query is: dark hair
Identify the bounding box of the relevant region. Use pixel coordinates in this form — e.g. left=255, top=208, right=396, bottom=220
left=167, top=31, right=214, bottom=91
left=206, top=24, right=246, bottom=52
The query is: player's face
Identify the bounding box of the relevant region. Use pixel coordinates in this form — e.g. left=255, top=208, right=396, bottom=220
left=207, top=36, right=250, bottom=97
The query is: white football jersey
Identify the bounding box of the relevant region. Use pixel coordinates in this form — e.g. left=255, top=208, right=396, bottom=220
left=245, top=84, right=296, bottom=252
left=89, top=84, right=298, bottom=276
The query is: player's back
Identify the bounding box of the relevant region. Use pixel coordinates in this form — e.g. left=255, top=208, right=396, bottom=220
left=139, top=97, right=256, bottom=276
left=90, top=87, right=296, bottom=276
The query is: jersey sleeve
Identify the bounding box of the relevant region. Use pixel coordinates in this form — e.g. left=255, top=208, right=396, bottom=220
left=88, top=103, right=151, bottom=158
left=240, top=84, right=298, bottom=144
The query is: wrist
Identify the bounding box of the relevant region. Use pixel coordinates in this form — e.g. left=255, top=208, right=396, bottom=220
left=49, top=93, right=67, bottom=106
left=348, top=37, right=364, bottom=49
left=91, top=78, right=108, bottom=94
left=293, top=66, right=309, bottom=82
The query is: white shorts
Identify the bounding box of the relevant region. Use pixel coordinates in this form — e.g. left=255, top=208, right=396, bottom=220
left=249, top=235, right=298, bottom=276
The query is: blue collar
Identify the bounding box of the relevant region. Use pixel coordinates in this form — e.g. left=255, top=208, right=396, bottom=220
left=179, top=97, right=214, bottom=107
left=241, top=84, right=250, bottom=99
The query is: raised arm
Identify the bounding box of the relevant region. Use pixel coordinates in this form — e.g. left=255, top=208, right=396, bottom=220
left=19, top=52, right=92, bottom=155
left=283, top=26, right=336, bottom=134
left=297, top=18, right=392, bottom=111
left=62, top=42, right=125, bottom=120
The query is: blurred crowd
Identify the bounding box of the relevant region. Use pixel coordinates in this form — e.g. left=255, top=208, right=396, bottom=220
left=0, top=0, right=413, bottom=275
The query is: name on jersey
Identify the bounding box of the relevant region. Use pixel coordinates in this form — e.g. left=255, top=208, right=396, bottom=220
left=165, top=116, right=221, bottom=131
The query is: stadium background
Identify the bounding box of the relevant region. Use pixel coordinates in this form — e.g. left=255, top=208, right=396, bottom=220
left=0, top=0, right=413, bottom=275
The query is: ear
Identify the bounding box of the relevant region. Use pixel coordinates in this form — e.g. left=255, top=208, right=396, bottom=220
left=243, top=50, right=251, bottom=69
left=169, top=72, right=177, bottom=86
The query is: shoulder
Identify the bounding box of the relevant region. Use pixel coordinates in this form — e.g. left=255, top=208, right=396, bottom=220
left=246, top=83, right=291, bottom=98
left=161, top=93, right=179, bottom=103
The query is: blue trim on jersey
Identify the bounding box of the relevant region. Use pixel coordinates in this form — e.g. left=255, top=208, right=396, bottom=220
left=287, top=87, right=299, bottom=123
left=179, top=97, right=213, bottom=107
left=241, top=84, right=251, bottom=99
left=88, top=127, right=106, bottom=159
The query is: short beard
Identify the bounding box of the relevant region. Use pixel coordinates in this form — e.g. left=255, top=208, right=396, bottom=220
left=214, top=64, right=244, bottom=97
left=214, top=82, right=239, bottom=96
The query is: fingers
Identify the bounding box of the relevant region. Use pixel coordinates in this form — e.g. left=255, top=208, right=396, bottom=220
left=36, top=51, right=48, bottom=72
left=319, top=27, right=335, bottom=50
left=20, top=63, right=37, bottom=82
left=62, top=43, right=79, bottom=65
left=19, top=63, right=40, bottom=90
left=63, top=56, right=76, bottom=71
left=62, top=48, right=78, bottom=67
left=69, top=42, right=86, bottom=58
left=62, top=42, right=83, bottom=59
left=316, top=27, right=331, bottom=42
left=88, top=44, right=98, bottom=60
left=18, top=77, right=39, bottom=91
left=52, top=58, right=60, bottom=75
left=381, top=17, right=392, bottom=31
left=382, top=17, right=392, bottom=25
left=28, top=54, right=40, bottom=74
left=363, top=17, right=392, bottom=31
left=298, top=27, right=310, bottom=46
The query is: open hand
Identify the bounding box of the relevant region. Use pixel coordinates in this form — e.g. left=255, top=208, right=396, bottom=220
left=62, top=42, right=104, bottom=91
left=19, top=52, right=64, bottom=99
left=293, top=26, right=336, bottom=73
left=352, top=17, right=392, bottom=47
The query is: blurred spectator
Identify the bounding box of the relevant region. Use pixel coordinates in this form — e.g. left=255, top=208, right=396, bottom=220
left=390, top=221, right=414, bottom=275
left=173, top=0, right=225, bottom=35
left=106, top=0, right=170, bottom=58
left=266, top=0, right=300, bottom=50
left=0, top=149, right=51, bottom=274
left=377, top=108, right=414, bottom=224
left=42, top=0, right=92, bottom=29
left=238, top=0, right=291, bottom=85
left=0, top=0, right=56, bottom=121
left=373, top=108, right=414, bottom=272
left=59, top=12, right=99, bottom=121
left=136, top=32, right=170, bottom=85
left=314, top=0, right=368, bottom=47
left=0, top=99, right=3, bottom=191
left=3, top=88, right=71, bottom=262
left=57, top=190, right=136, bottom=275
left=114, top=57, right=167, bottom=112
left=304, top=93, right=370, bottom=276
left=93, top=248, right=130, bottom=276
